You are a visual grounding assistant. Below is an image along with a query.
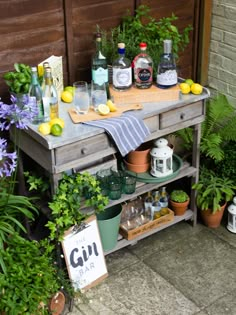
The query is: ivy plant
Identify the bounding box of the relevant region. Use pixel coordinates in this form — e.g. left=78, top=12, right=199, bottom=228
left=46, top=172, right=109, bottom=241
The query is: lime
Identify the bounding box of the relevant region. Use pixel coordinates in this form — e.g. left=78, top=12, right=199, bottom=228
left=51, top=123, right=63, bottom=136
left=38, top=123, right=51, bottom=136
left=106, top=99, right=117, bottom=112
left=61, top=90, right=73, bottom=103
left=185, top=79, right=194, bottom=86
left=49, top=118, right=65, bottom=129
left=97, top=104, right=110, bottom=116
left=64, top=86, right=75, bottom=95
left=179, top=83, right=191, bottom=94
left=191, top=83, right=203, bottom=95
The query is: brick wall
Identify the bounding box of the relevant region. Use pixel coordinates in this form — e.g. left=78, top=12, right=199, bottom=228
left=208, top=0, right=236, bottom=105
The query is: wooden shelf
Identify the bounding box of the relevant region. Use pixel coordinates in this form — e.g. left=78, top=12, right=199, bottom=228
left=104, top=210, right=193, bottom=255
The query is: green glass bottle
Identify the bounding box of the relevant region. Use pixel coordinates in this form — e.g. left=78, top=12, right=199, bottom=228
left=29, top=67, right=44, bottom=124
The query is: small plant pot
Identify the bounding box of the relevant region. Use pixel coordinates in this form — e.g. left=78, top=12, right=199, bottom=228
left=49, top=291, right=66, bottom=315
left=200, top=203, right=226, bottom=228
left=124, top=159, right=150, bottom=173
left=169, top=198, right=190, bottom=216
left=126, top=143, right=151, bottom=165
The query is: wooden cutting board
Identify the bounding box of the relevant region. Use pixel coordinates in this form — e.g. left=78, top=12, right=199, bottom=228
left=68, top=103, right=143, bottom=123
left=109, top=84, right=180, bottom=105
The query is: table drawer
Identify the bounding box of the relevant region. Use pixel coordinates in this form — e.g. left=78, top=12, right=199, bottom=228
left=55, top=133, right=113, bottom=166
left=159, top=101, right=203, bottom=129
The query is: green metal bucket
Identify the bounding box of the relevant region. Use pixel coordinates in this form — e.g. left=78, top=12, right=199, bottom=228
left=96, top=204, right=122, bottom=252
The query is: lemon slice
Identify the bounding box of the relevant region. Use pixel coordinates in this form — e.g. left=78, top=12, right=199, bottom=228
left=97, top=104, right=110, bottom=116
left=106, top=99, right=117, bottom=112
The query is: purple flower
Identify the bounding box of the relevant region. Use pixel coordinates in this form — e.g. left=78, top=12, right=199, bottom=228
left=0, top=95, right=38, bottom=131
left=0, top=138, right=17, bottom=177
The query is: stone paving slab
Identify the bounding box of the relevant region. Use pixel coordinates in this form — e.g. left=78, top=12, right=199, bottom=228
left=67, top=221, right=236, bottom=315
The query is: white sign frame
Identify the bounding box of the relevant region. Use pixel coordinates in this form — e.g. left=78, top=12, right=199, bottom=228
left=61, top=215, right=108, bottom=291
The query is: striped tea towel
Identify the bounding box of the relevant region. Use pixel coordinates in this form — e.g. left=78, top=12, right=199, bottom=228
left=83, top=113, right=151, bottom=157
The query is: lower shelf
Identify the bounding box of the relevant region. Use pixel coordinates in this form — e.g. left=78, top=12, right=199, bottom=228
left=104, top=209, right=193, bottom=255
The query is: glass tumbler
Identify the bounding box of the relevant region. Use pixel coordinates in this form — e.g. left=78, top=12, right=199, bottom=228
left=109, top=176, right=122, bottom=200
left=91, top=81, right=107, bottom=112
left=73, top=81, right=90, bottom=114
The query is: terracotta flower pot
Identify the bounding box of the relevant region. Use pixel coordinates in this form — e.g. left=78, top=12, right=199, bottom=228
left=169, top=198, right=190, bottom=216
left=124, top=159, right=150, bottom=173
left=49, top=291, right=66, bottom=315
left=127, top=144, right=151, bottom=165
left=200, top=203, right=226, bottom=228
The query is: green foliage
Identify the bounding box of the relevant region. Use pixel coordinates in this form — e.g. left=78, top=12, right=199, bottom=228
left=98, top=4, right=192, bottom=75
left=176, top=94, right=236, bottom=162
left=24, top=171, right=50, bottom=197
left=0, top=190, right=38, bottom=254
left=214, top=141, right=236, bottom=183
left=170, top=190, right=189, bottom=203
left=46, top=172, right=109, bottom=241
left=3, top=62, right=31, bottom=94
left=0, top=234, right=60, bottom=315
left=192, top=167, right=236, bottom=214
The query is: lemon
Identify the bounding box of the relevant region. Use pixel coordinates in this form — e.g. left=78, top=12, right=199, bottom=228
left=61, top=90, right=73, bottom=103
left=179, top=83, right=191, bottom=94
left=106, top=99, right=117, bottom=112
left=38, top=123, right=51, bottom=136
left=49, top=118, right=65, bottom=129
left=185, top=79, right=194, bottom=86
left=97, top=104, right=110, bottom=116
left=191, top=83, right=203, bottom=95
left=51, top=123, right=63, bottom=136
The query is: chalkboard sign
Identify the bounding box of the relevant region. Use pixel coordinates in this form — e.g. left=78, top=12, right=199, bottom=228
left=61, top=215, right=108, bottom=291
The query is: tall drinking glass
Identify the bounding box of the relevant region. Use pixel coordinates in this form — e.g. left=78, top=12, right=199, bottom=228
left=91, top=81, right=107, bottom=112
left=73, top=81, right=90, bottom=114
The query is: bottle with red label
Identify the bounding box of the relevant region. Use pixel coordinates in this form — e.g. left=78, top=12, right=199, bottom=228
left=133, top=42, right=153, bottom=89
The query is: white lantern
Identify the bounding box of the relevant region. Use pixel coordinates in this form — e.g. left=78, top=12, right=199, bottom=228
left=227, top=196, right=236, bottom=233
left=150, top=138, right=173, bottom=177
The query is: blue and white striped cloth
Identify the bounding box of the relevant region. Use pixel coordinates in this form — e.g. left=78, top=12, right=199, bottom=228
left=84, top=113, right=151, bottom=157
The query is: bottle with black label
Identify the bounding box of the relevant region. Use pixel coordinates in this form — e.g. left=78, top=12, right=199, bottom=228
left=156, top=39, right=177, bottom=89
left=133, top=42, right=153, bottom=89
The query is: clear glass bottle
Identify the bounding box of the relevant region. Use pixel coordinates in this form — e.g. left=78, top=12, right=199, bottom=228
left=152, top=190, right=161, bottom=219
left=144, top=191, right=154, bottom=219
left=40, top=61, right=50, bottom=92
left=112, top=43, right=132, bottom=91
left=91, top=32, right=108, bottom=86
left=159, top=187, right=169, bottom=211
left=29, top=67, right=44, bottom=124
left=133, top=42, right=153, bottom=89
left=42, top=67, right=59, bottom=121
left=156, top=39, right=177, bottom=89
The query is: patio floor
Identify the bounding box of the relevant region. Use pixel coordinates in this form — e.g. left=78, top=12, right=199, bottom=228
left=68, top=215, right=236, bottom=315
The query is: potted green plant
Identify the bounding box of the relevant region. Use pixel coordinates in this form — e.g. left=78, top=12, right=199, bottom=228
left=169, top=189, right=190, bottom=216
left=3, top=62, right=31, bottom=95
left=46, top=171, right=109, bottom=241
left=97, top=4, right=192, bottom=78
left=0, top=234, right=62, bottom=314
left=192, top=168, right=236, bottom=228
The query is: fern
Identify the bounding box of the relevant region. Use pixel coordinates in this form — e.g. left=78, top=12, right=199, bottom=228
left=176, top=93, right=236, bottom=162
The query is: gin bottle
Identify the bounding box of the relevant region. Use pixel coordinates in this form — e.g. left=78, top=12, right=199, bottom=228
left=156, top=39, right=177, bottom=89
left=92, top=32, right=108, bottom=86
left=112, top=43, right=132, bottom=91
left=42, top=67, right=59, bottom=121
left=29, top=67, right=44, bottom=124
left=133, top=42, right=153, bottom=89
left=159, top=187, right=169, bottom=211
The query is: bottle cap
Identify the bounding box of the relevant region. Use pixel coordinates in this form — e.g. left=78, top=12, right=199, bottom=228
left=163, top=39, right=172, bottom=54
left=118, top=43, right=125, bottom=49
left=31, top=66, right=37, bottom=72
left=139, top=42, right=147, bottom=48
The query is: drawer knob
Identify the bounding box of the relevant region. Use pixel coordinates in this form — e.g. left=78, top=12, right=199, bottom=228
left=180, top=113, right=185, bottom=120
left=81, top=147, right=88, bottom=155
